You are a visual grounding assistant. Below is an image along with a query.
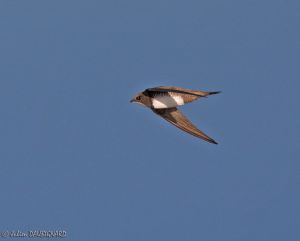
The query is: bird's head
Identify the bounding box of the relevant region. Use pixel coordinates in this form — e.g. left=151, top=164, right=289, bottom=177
left=130, top=92, right=151, bottom=107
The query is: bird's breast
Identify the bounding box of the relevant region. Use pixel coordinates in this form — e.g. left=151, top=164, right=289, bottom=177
left=152, top=95, right=184, bottom=109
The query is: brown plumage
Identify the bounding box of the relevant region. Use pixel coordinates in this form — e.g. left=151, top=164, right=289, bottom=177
left=130, top=86, right=220, bottom=144
left=152, top=107, right=218, bottom=144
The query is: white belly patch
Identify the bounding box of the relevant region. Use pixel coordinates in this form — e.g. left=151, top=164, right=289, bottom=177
left=152, top=95, right=184, bottom=109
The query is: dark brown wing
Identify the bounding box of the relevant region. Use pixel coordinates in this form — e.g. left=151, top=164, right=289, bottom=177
left=146, top=86, right=221, bottom=97
left=152, top=107, right=218, bottom=144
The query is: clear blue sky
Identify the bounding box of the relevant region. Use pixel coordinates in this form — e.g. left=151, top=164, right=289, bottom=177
left=0, top=0, right=299, bottom=240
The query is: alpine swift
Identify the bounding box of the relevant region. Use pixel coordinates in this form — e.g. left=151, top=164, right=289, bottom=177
left=130, top=86, right=221, bottom=144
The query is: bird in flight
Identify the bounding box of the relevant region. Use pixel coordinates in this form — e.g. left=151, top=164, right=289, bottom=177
left=130, top=86, right=221, bottom=144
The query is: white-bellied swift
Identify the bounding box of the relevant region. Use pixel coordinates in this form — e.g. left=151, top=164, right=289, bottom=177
left=130, top=86, right=221, bottom=144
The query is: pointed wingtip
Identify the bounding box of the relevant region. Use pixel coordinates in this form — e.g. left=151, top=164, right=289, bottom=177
left=209, top=91, right=222, bottom=95
left=209, top=139, right=218, bottom=144
left=202, top=136, right=218, bottom=144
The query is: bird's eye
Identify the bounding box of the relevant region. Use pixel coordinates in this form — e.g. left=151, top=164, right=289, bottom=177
left=136, top=96, right=141, bottom=100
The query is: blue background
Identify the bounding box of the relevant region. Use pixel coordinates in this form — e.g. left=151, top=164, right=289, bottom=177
left=0, top=0, right=299, bottom=240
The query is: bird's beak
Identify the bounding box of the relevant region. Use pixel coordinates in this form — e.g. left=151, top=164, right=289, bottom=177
left=130, top=99, right=135, bottom=103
